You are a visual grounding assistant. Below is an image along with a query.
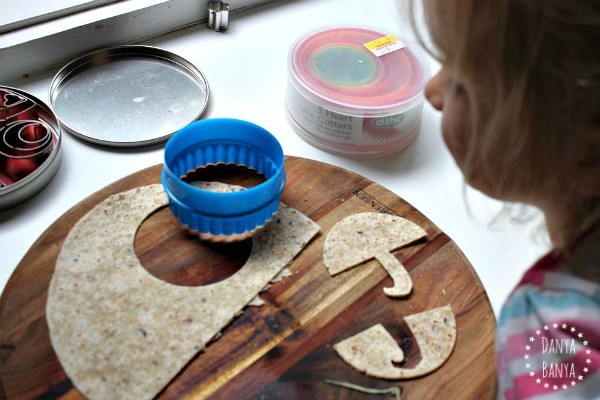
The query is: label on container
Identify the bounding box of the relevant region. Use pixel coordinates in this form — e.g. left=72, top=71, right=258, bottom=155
left=286, top=82, right=423, bottom=149
left=363, top=35, right=406, bottom=57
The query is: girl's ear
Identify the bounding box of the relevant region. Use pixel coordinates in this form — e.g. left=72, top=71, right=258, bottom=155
left=567, top=125, right=600, bottom=197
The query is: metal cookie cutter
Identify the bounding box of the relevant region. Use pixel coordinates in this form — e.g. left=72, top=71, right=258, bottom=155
left=207, top=1, right=229, bottom=31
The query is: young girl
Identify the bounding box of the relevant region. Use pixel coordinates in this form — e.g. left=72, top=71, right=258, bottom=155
left=414, top=1, right=600, bottom=398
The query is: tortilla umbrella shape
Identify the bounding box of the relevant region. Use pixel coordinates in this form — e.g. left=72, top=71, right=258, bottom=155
left=333, top=305, right=457, bottom=379
left=323, top=212, right=427, bottom=297
left=331, top=324, right=405, bottom=375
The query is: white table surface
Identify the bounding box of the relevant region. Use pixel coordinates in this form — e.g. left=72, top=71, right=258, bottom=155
left=0, top=0, right=549, bottom=317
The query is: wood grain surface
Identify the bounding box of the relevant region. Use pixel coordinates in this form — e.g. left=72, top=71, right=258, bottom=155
left=0, top=156, right=497, bottom=399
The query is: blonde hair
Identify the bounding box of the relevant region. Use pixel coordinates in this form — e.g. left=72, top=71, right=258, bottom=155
left=411, top=0, right=600, bottom=248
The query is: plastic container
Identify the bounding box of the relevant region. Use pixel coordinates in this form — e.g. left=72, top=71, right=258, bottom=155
left=286, top=25, right=431, bottom=158
left=162, top=118, right=286, bottom=239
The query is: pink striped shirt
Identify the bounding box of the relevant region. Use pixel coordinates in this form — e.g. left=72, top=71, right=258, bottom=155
left=496, top=246, right=600, bottom=399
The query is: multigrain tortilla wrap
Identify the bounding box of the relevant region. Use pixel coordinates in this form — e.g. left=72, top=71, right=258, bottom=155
left=46, top=184, right=319, bottom=400
left=324, top=212, right=427, bottom=297
left=333, top=306, right=456, bottom=379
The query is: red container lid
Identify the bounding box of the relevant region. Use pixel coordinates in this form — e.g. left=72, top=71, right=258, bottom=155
left=288, top=25, right=430, bottom=117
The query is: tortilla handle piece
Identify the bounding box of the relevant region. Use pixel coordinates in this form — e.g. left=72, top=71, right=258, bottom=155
left=374, top=250, right=412, bottom=297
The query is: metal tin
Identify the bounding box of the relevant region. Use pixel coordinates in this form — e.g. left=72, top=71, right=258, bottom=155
left=49, top=45, right=210, bottom=148
left=0, top=86, right=62, bottom=210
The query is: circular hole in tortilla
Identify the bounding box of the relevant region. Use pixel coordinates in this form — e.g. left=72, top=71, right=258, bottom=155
left=135, top=164, right=265, bottom=286
left=135, top=206, right=253, bottom=286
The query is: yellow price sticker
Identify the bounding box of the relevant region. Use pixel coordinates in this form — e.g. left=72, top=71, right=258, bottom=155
left=363, top=35, right=406, bottom=57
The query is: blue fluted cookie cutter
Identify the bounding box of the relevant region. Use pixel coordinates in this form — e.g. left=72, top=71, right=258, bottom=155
left=162, top=118, right=286, bottom=237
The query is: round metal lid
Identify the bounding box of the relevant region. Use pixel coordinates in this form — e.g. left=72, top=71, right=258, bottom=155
left=49, top=45, right=210, bottom=148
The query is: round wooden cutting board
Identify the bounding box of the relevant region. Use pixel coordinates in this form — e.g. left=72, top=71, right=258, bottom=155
left=0, top=156, right=497, bottom=399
